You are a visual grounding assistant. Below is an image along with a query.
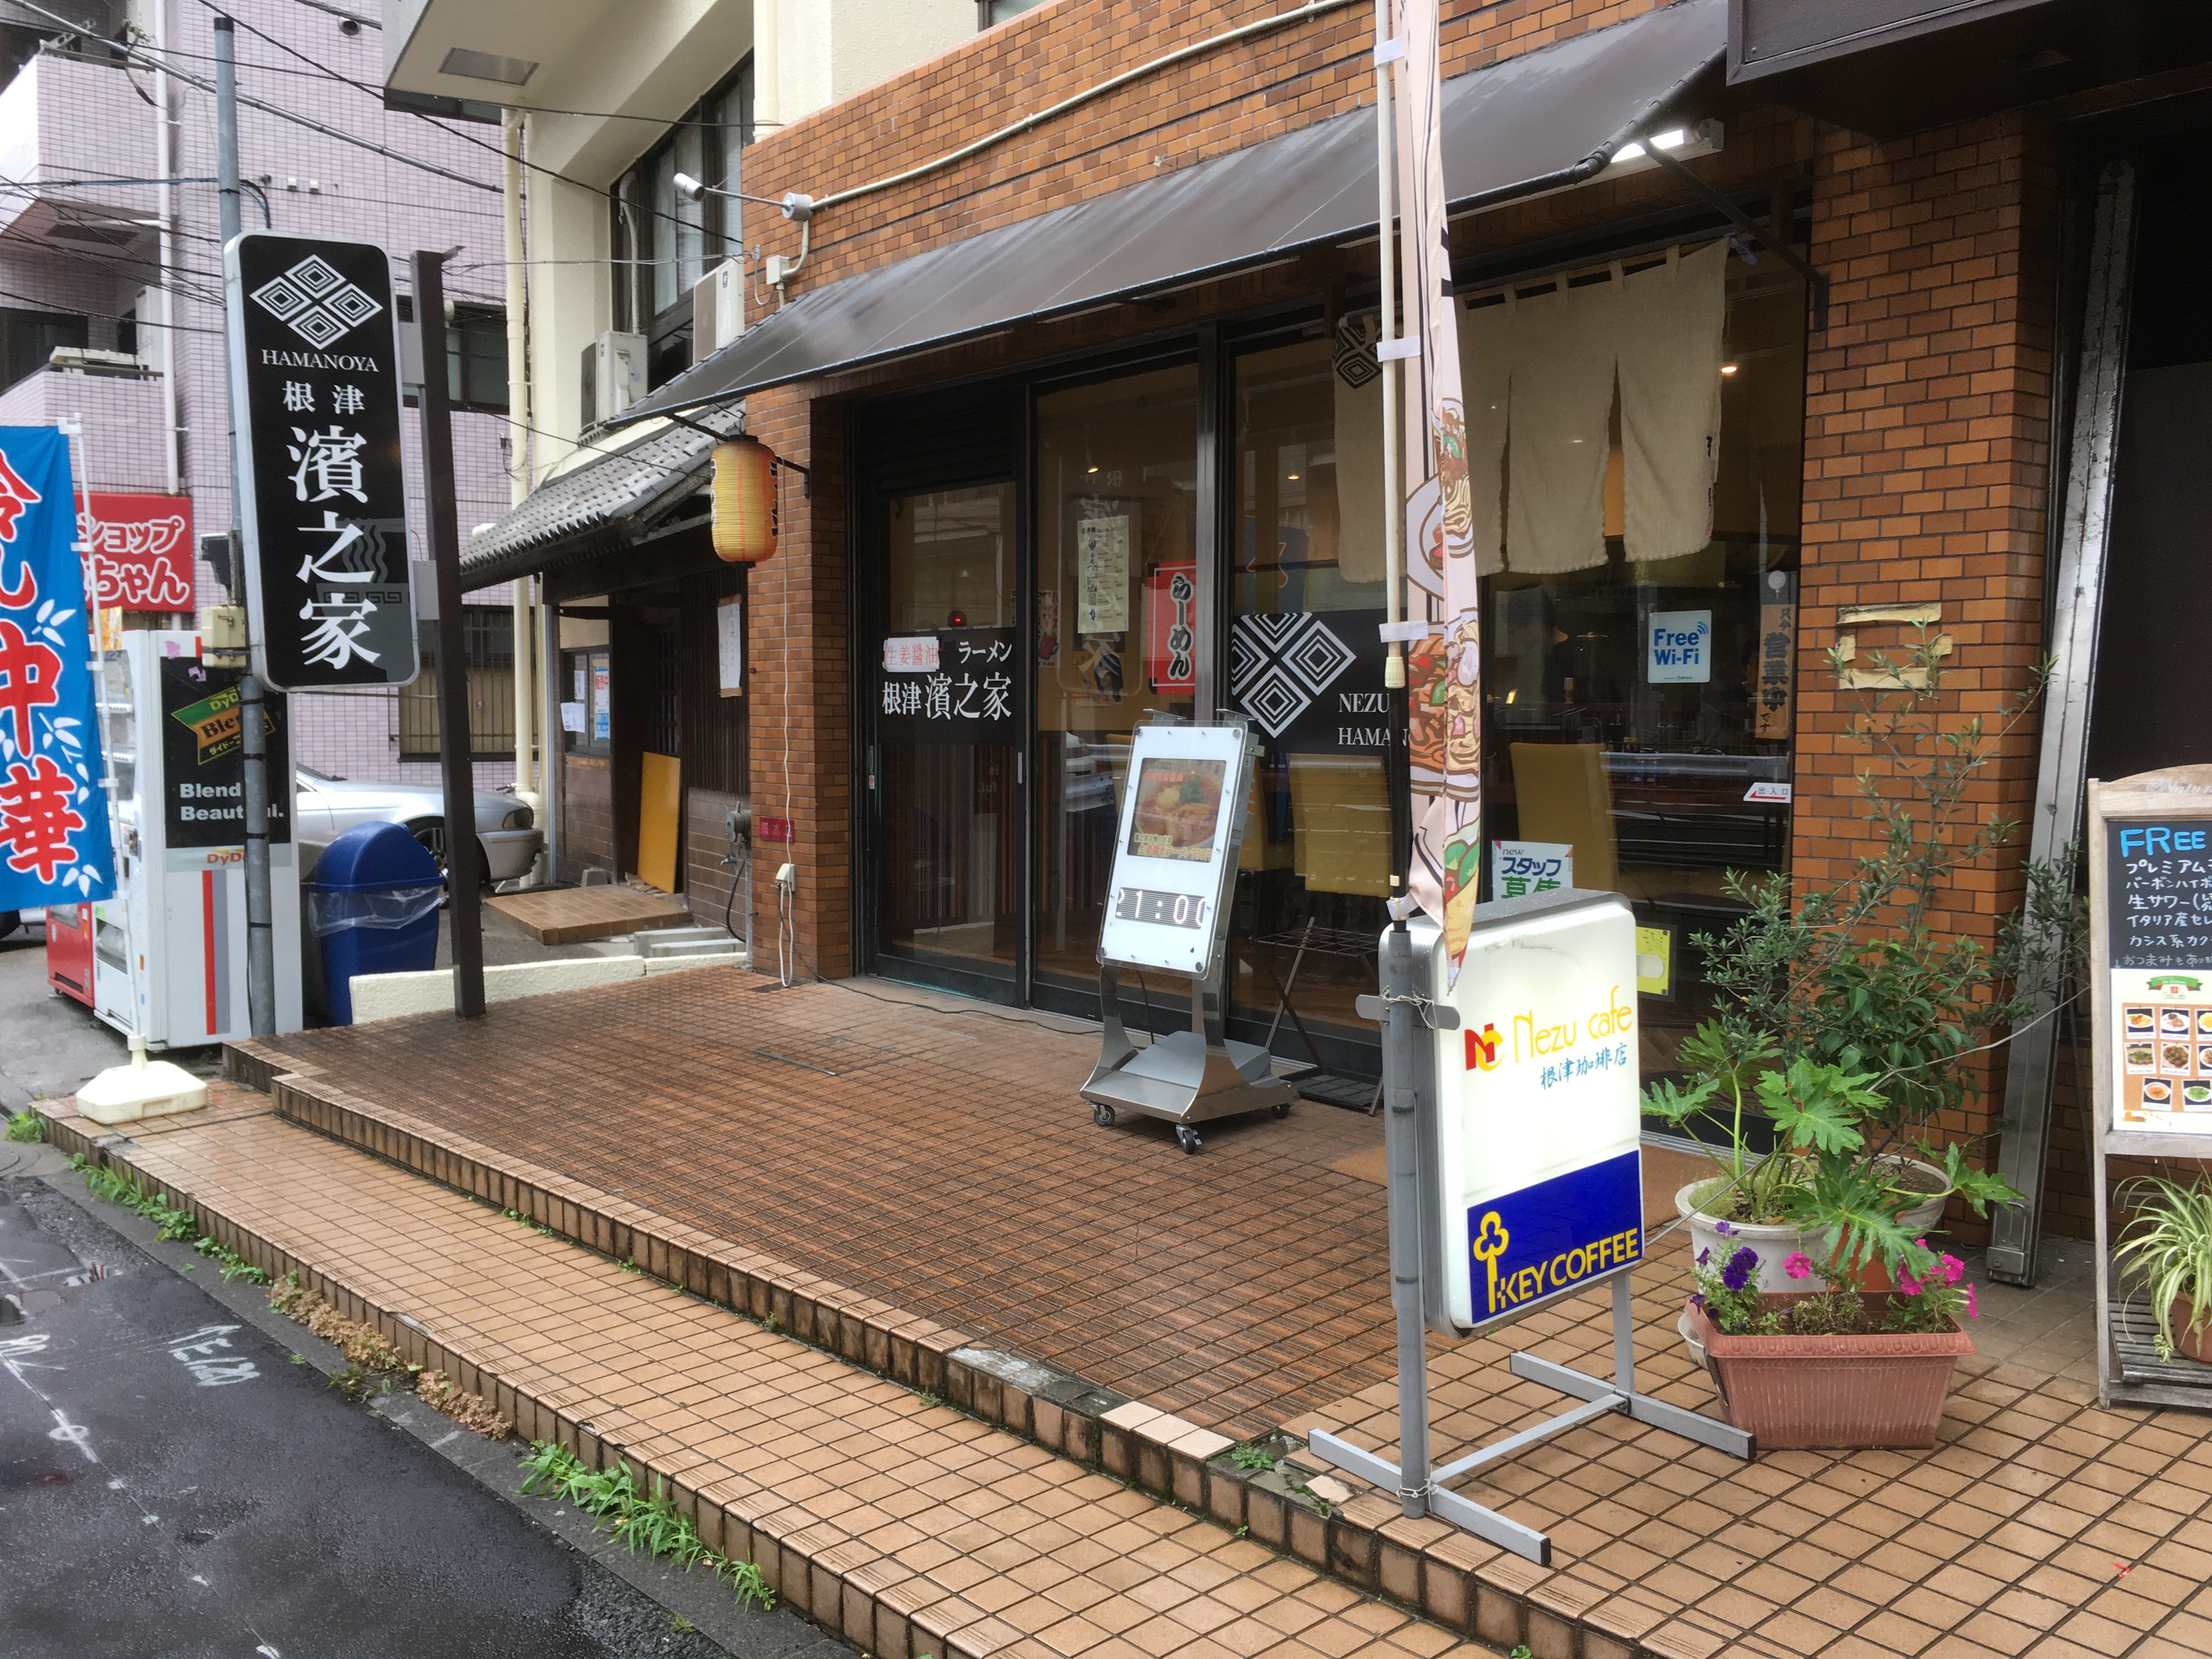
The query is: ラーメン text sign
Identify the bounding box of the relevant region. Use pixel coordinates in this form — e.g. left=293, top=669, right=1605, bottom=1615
left=224, top=232, right=416, bottom=691
left=1430, top=888, right=1644, bottom=1334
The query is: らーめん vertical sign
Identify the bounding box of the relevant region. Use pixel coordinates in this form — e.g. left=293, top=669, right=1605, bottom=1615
left=223, top=232, right=416, bottom=691
left=1430, top=888, right=1644, bottom=1334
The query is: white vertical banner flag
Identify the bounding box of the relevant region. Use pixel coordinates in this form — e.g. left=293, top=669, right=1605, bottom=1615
left=1392, top=0, right=1484, bottom=980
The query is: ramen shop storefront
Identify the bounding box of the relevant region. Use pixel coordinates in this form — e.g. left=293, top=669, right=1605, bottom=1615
left=853, top=235, right=1810, bottom=1088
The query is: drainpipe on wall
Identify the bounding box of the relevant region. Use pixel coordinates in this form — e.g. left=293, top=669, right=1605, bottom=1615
left=503, top=108, right=543, bottom=871
left=153, top=0, right=180, bottom=498
left=754, top=0, right=780, bottom=136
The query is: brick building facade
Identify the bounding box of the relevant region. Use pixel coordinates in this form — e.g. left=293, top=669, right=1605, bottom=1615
left=443, top=0, right=2212, bottom=1250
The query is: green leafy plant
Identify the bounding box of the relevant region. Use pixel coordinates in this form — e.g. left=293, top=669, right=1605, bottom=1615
left=1649, top=1049, right=2019, bottom=1286
left=2115, top=1177, right=2212, bottom=1361
left=518, top=1441, right=774, bottom=1609
left=4, top=1107, right=42, bottom=1142
left=1228, top=1443, right=1277, bottom=1474
left=1692, top=631, right=2078, bottom=1147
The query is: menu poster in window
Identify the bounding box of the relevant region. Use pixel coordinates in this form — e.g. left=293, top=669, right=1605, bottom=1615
left=716, top=596, right=743, bottom=696
left=1756, top=573, right=1796, bottom=740
left=1075, top=514, right=1130, bottom=634
left=1144, top=563, right=1197, bottom=693
left=878, top=627, right=1015, bottom=744
left=2107, top=819, right=2212, bottom=1135
left=1229, top=610, right=1395, bottom=756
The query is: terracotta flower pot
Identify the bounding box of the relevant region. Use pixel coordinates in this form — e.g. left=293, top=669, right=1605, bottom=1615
left=2167, top=1299, right=2212, bottom=1364
left=1685, top=1294, right=1974, bottom=1450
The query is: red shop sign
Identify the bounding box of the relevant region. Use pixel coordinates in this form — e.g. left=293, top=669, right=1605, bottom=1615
left=79, top=492, right=194, bottom=610
left=1144, top=562, right=1197, bottom=694
left=757, top=816, right=793, bottom=844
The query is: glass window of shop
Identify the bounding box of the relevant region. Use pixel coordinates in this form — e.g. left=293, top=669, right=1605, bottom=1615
left=1031, top=363, right=1201, bottom=994
left=1226, top=252, right=1807, bottom=1080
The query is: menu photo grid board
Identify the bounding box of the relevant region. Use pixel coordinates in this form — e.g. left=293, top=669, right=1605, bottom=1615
left=2107, top=817, right=2212, bottom=1135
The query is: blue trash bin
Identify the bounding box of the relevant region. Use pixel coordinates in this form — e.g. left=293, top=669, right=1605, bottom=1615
left=306, top=821, right=444, bottom=1025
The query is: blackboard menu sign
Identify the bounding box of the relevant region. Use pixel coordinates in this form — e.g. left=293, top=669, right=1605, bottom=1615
left=2106, top=820, right=2212, bottom=969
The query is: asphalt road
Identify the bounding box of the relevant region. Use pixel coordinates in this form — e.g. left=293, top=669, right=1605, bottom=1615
left=0, top=937, right=851, bottom=1659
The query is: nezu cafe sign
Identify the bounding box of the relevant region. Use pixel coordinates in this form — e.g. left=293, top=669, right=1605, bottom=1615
left=1429, top=888, right=1643, bottom=1334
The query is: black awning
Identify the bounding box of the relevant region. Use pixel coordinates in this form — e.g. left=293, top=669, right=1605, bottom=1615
left=615, top=0, right=1723, bottom=426
left=458, top=402, right=744, bottom=586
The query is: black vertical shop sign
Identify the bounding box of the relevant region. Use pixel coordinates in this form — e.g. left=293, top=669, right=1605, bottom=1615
left=223, top=232, right=416, bottom=691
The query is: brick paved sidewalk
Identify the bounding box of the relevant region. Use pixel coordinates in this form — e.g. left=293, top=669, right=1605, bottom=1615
left=154, top=973, right=2212, bottom=1658
left=242, top=970, right=1403, bottom=1437
left=47, top=1096, right=1479, bottom=1659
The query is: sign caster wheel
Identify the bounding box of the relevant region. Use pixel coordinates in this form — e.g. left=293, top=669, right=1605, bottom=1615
left=1271, top=1102, right=1292, bottom=1119
left=1177, top=1126, right=1203, bottom=1155
left=1092, top=1102, right=1116, bottom=1127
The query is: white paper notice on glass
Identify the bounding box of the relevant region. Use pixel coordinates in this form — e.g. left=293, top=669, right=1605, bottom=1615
left=882, top=635, right=939, bottom=673
left=1076, top=515, right=1130, bottom=634
left=560, top=701, right=585, bottom=733
left=1647, top=610, right=1712, bottom=684
left=717, top=596, right=743, bottom=696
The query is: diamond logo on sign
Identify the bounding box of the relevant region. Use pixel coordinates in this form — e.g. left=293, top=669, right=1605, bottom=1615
left=251, top=255, right=383, bottom=348
left=1230, top=612, right=1358, bottom=738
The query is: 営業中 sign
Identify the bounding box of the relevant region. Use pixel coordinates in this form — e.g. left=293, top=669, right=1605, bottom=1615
left=1429, top=888, right=1642, bottom=1333
left=0, top=426, right=114, bottom=906
left=223, top=231, right=416, bottom=692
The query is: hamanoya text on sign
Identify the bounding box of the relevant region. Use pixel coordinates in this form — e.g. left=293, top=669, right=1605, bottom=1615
left=224, top=232, right=416, bottom=691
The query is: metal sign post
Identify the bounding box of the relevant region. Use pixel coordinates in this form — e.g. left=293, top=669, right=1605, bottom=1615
left=1311, top=895, right=1751, bottom=1566
left=1081, top=718, right=1297, bottom=1152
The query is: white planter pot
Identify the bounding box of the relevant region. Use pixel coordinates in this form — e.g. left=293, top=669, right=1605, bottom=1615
left=1675, top=1156, right=1955, bottom=1300
left=1674, top=1180, right=1833, bottom=1294
left=1883, top=1157, right=1951, bottom=1234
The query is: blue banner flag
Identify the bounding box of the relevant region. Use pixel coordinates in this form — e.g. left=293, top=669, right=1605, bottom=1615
left=0, top=426, right=113, bottom=905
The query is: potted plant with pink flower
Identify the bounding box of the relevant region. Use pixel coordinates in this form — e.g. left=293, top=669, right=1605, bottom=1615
left=1656, top=1052, right=2013, bottom=1448
left=1686, top=1232, right=1980, bottom=1449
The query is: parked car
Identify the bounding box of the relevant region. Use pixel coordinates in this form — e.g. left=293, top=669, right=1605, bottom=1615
left=294, top=766, right=543, bottom=886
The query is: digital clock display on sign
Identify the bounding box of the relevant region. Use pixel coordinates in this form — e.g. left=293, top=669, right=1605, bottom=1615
left=1113, top=887, right=1209, bottom=930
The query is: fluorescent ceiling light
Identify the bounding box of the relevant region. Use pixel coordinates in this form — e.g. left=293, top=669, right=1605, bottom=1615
left=440, top=47, right=537, bottom=86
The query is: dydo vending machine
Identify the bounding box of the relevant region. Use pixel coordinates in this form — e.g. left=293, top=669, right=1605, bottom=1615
left=88, top=629, right=302, bottom=1046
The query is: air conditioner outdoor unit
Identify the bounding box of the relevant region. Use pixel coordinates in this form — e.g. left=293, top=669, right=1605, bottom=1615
left=581, top=330, right=646, bottom=424
left=691, top=261, right=744, bottom=364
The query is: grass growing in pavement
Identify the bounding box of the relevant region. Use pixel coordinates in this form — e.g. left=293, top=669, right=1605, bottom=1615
left=518, top=1440, right=775, bottom=1611
left=70, top=1154, right=270, bottom=1283
left=5, top=1107, right=42, bottom=1142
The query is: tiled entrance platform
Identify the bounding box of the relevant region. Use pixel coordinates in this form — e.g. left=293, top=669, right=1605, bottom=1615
left=44, top=970, right=2212, bottom=1658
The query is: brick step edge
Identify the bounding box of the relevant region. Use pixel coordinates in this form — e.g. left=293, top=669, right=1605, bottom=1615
left=38, top=1109, right=1119, bottom=1659
left=207, top=1047, right=1646, bottom=1659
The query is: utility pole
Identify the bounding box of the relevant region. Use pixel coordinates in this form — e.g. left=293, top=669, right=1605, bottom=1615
left=215, top=14, right=277, bottom=1039
left=414, top=251, right=487, bottom=1018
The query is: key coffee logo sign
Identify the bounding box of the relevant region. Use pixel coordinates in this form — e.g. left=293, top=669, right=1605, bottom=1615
left=224, top=232, right=416, bottom=692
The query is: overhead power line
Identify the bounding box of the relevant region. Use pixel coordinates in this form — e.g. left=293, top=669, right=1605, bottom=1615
left=11, top=0, right=500, bottom=196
